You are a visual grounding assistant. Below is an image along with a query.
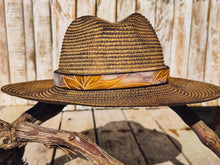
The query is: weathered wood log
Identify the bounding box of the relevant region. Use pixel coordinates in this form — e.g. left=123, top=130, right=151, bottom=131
left=0, top=103, right=123, bottom=164
left=15, top=122, right=123, bottom=165
left=0, top=102, right=66, bottom=164
left=0, top=118, right=123, bottom=165
left=191, top=120, right=220, bottom=158
left=0, top=119, right=26, bottom=164
left=169, top=105, right=220, bottom=158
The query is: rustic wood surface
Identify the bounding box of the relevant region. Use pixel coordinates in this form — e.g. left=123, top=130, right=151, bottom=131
left=97, top=0, right=116, bottom=22
left=154, top=0, right=174, bottom=67
left=95, top=109, right=147, bottom=164
left=117, top=0, right=135, bottom=21
left=33, top=0, right=53, bottom=80
left=23, top=0, right=36, bottom=82
left=54, top=110, right=96, bottom=164
left=149, top=108, right=220, bottom=164
left=1, top=105, right=219, bottom=165
left=4, top=0, right=27, bottom=105
left=203, top=0, right=220, bottom=106
left=136, top=0, right=156, bottom=27
left=170, top=0, right=192, bottom=78
left=77, top=0, right=96, bottom=18
left=0, top=0, right=11, bottom=106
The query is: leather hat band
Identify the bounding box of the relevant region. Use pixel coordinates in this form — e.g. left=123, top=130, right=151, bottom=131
left=54, top=67, right=169, bottom=90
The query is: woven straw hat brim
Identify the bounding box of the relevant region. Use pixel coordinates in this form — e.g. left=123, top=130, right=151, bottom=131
left=1, top=77, right=220, bottom=107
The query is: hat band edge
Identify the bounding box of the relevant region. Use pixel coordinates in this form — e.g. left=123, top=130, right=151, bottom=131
left=54, top=67, right=169, bottom=90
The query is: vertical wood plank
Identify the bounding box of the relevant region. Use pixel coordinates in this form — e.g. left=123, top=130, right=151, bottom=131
left=170, top=0, right=193, bottom=78
left=51, top=0, right=76, bottom=70
left=77, top=0, right=96, bottom=18
left=136, top=0, right=156, bottom=27
left=0, top=0, right=11, bottom=106
left=155, top=0, right=174, bottom=66
left=54, top=111, right=95, bottom=164
left=33, top=0, right=53, bottom=80
left=117, top=0, right=136, bottom=21
left=204, top=0, right=220, bottom=106
left=51, top=0, right=77, bottom=111
left=23, top=0, right=36, bottom=81
left=97, top=0, right=116, bottom=22
left=23, top=0, right=36, bottom=105
left=5, top=0, right=28, bottom=105
left=94, top=109, right=147, bottom=164
left=187, top=0, right=209, bottom=82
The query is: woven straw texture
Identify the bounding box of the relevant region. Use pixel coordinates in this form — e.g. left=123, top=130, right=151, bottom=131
left=1, top=13, right=220, bottom=107
left=1, top=78, right=220, bottom=106
left=58, top=13, right=166, bottom=75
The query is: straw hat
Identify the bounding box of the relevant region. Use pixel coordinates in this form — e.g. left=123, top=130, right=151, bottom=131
left=1, top=13, right=220, bottom=106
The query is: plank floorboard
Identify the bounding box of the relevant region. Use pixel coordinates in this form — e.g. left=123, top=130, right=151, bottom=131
left=94, top=109, right=147, bottom=165
left=53, top=110, right=95, bottom=165
left=1, top=106, right=220, bottom=164
left=23, top=113, right=62, bottom=165
left=148, top=107, right=220, bottom=165
left=123, top=108, right=190, bottom=165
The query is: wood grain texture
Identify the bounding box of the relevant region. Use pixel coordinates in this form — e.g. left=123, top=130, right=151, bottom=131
left=77, top=0, right=96, bottom=18
left=51, top=0, right=76, bottom=70
left=23, top=113, right=62, bottom=165
left=0, top=0, right=11, bottom=106
left=94, top=109, right=147, bottom=165
left=51, top=0, right=76, bottom=111
left=187, top=0, right=209, bottom=82
left=136, top=0, right=156, bottom=27
left=33, top=0, right=53, bottom=80
left=54, top=111, right=96, bottom=164
left=155, top=0, right=174, bottom=66
left=97, top=0, right=116, bottom=22
left=23, top=0, right=36, bottom=105
left=203, top=0, right=220, bottom=106
left=123, top=108, right=190, bottom=165
left=4, top=0, right=28, bottom=105
left=149, top=107, right=220, bottom=164
left=117, top=0, right=136, bottom=21
left=170, top=0, right=193, bottom=78
left=23, top=0, right=36, bottom=82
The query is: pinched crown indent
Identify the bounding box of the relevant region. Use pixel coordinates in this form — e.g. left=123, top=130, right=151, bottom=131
left=58, top=13, right=166, bottom=75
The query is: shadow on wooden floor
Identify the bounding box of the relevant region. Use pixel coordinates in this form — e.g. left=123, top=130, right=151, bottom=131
left=51, top=121, right=184, bottom=165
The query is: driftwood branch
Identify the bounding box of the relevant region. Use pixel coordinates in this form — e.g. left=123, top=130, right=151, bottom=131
left=0, top=103, right=65, bottom=150
left=15, top=122, right=123, bottom=165
left=191, top=120, right=220, bottom=157
left=0, top=103, right=66, bottom=164
left=169, top=105, right=220, bottom=158
left=0, top=103, right=123, bottom=164
left=0, top=119, right=123, bottom=164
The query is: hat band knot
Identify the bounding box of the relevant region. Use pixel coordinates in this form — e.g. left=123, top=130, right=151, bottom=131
left=54, top=67, right=169, bottom=90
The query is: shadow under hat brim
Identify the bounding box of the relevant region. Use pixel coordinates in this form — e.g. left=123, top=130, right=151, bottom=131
left=1, top=77, right=220, bottom=107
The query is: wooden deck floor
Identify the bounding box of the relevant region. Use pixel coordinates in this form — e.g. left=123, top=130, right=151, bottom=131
left=0, top=105, right=220, bottom=165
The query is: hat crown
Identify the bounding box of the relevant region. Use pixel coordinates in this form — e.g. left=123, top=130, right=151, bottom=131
left=58, top=13, right=166, bottom=75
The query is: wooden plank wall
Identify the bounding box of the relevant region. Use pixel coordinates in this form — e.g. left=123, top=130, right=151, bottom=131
left=0, top=0, right=219, bottom=107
